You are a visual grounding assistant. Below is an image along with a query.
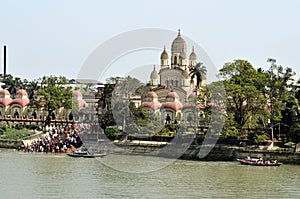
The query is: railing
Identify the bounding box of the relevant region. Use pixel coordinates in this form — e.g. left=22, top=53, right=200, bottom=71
left=0, top=116, right=75, bottom=125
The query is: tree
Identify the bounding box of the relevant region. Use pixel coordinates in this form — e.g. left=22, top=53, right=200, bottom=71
left=24, top=79, right=40, bottom=100
left=129, top=102, right=151, bottom=128
left=1, top=74, right=23, bottom=97
left=262, top=61, right=296, bottom=140
left=218, top=60, right=269, bottom=137
left=34, top=76, right=72, bottom=126
left=135, top=85, right=151, bottom=98
left=98, top=76, right=145, bottom=132
left=189, top=62, right=207, bottom=89
left=98, top=84, right=114, bottom=110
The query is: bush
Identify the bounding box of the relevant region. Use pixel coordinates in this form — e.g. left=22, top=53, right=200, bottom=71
left=104, top=127, right=120, bottom=140
left=0, top=127, right=34, bottom=140
left=25, top=124, right=42, bottom=131
left=0, top=124, right=37, bottom=140
left=0, top=125, right=7, bottom=133
left=254, top=134, right=269, bottom=146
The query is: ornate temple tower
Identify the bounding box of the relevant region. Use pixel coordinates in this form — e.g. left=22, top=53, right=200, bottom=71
left=189, top=46, right=197, bottom=67
left=150, top=65, right=158, bottom=88
left=171, top=29, right=187, bottom=70
left=160, top=46, right=169, bottom=69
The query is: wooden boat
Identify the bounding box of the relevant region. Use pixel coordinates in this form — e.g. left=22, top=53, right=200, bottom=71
left=237, top=157, right=282, bottom=166
left=67, top=151, right=106, bottom=158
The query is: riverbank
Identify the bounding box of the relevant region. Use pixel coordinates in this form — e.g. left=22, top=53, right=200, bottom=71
left=180, top=144, right=300, bottom=164
left=110, top=139, right=300, bottom=165
left=0, top=139, right=23, bottom=149
left=1, top=137, right=300, bottom=164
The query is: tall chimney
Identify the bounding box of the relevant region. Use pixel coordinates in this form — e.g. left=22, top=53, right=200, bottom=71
left=3, top=45, right=6, bottom=79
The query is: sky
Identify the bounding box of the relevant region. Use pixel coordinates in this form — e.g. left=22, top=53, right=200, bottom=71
left=0, top=0, right=299, bottom=83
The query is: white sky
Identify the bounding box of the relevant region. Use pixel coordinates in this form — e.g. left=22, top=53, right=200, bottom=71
left=0, top=0, right=299, bottom=83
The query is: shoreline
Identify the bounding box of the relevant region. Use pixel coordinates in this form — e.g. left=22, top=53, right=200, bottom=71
left=0, top=139, right=23, bottom=149
left=112, top=142, right=300, bottom=165
left=1, top=138, right=300, bottom=165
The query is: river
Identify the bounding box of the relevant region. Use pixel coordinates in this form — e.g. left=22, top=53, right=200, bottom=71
left=0, top=149, right=299, bottom=199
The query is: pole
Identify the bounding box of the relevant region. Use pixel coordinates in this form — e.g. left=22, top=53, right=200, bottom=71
left=3, top=45, right=6, bottom=79
left=279, top=122, right=280, bottom=139
left=194, top=88, right=198, bottom=135
left=267, top=58, right=276, bottom=140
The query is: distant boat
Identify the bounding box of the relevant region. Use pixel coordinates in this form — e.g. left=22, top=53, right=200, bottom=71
left=67, top=151, right=106, bottom=158
left=237, top=157, right=282, bottom=166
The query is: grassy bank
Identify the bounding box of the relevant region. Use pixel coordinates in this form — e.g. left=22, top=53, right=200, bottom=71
left=0, top=125, right=35, bottom=140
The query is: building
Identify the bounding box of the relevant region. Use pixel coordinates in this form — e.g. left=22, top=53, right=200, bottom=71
left=142, top=30, right=207, bottom=123
left=0, top=88, right=89, bottom=125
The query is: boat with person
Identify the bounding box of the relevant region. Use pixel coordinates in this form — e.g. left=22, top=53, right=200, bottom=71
left=67, top=150, right=107, bottom=158
left=237, top=157, right=282, bottom=166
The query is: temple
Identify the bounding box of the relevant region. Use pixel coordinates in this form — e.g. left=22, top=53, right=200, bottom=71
left=142, top=30, right=206, bottom=123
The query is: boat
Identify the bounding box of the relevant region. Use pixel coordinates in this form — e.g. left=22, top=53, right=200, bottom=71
left=67, top=151, right=106, bottom=158
left=237, top=157, right=282, bottom=166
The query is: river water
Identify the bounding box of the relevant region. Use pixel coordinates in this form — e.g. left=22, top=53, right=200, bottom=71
left=0, top=149, right=299, bottom=199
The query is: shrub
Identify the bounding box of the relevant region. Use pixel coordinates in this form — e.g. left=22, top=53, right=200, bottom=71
left=104, top=127, right=120, bottom=140
left=254, top=134, right=269, bottom=146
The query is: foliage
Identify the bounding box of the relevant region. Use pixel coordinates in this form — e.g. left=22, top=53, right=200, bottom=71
left=189, top=62, right=207, bottom=88
left=98, top=84, right=114, bottom=110
left=218, top=60, right=269, bottom=137
left=0, top=125, right=35, bottom=140
left=155, top=124, right=179, bottom=136
left=263, top=64, right=295, bottom=136
left=98, top=76, right=147, bottom=133
left=284, top=141, right=296, bottom=148
left=135, top=85, right=151, bottom=97
left=98, top=110, right=116, bottom=130
left=129, top=102, right=151, bottom=127
left=34, top=76, right=72, bottom=126
left=0, top=74, right=24, bottom=97
left=23, top=79, right=40, bottom=100
left=254, top=134, right=269, bottom=146
left=104, top=126, right=120, bottom=140
left=217, top=58, right=300, bottom=143
left=221, top=112, right=240, bottom=139
left=111, top=75, right=144, bottom=97
left=287, top=122, right=300, bottom=143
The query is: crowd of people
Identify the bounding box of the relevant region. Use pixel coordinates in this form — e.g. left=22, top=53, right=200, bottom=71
left=21, top=123, right=90, bottom=153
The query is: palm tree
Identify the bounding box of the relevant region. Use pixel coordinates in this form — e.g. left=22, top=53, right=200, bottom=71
left=25, top=80, right=40, bottom=100
left=2, top=74, right=23, bottom=97
left=189, top=62, right=207, bottom=89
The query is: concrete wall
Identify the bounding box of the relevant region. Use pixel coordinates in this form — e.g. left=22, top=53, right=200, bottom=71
left=0, top=139, right=23, bottom=149
left=180, top=145, right=300, bottom=164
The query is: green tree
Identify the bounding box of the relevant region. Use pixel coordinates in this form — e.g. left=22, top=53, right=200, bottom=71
left=135, top=85, right=151, bottom=98
left=25, top=80, right=40, bottom=100
left=218, top=60, right=269, bottom=138
left=98, top=76, right=145, bottom=132
left=104, top=126, right=120, bottom=140
left=98, top=84, right=114, bottom=110
left=1, top=74, right=23, bottom=97
left=262, top=61, right=296, bottom=140
left=189, top=62, right=207, bottom=89
left=129, top=102, right=151, bottom=127
left=35, top=76, right=72, bottom=126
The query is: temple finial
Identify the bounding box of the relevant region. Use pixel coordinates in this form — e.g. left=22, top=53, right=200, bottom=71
left=178, top=29, right=181, bottom=36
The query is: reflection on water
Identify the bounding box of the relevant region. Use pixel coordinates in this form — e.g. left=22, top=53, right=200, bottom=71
left=0, top=149, right=299, bottom=199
